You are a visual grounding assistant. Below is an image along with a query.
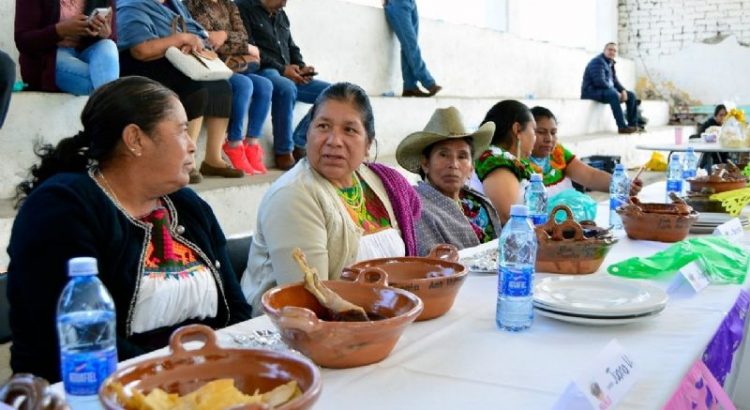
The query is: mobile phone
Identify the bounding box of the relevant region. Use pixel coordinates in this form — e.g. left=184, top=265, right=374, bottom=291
left=89, top=7, right=111, bottom=21
left=302, top=71, right=319, bottom=77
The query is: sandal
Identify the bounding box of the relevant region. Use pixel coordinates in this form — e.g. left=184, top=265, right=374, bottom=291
left=199, top=161, right=244, bottom=178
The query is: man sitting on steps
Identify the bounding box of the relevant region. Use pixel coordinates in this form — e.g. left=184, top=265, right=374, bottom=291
left=581, top=42, right=638, bottom=134
left=236, top=0, right=331, bottom=170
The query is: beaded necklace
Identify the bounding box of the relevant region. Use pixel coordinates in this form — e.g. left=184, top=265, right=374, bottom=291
left=337, top=173, right=367, bottom=226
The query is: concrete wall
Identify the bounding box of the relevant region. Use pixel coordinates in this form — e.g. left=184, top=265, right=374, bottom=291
left=2, top=0, right=635, bottom=99
left=618, top=0, right=750, bottom=105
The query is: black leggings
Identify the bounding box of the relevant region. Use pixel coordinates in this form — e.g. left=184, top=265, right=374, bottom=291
left=119, top=51, right=231, bottom=120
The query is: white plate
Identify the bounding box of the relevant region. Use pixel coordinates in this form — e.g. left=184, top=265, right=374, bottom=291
left=534, top=276, right=668, bottom=317
left=535, top=306, right=663, bottom=326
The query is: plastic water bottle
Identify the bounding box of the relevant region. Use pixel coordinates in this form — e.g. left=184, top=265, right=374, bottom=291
left=666, top=154, right=684, bottom=201
left=682, top=147, right=698, bottom=194
left=57, top=257, right=117, bottom=405
left=609, top=164, right=630, bottom=229
left=525, top=173, right=548, bottom=225
left=496, top=205, right=538, bottom=332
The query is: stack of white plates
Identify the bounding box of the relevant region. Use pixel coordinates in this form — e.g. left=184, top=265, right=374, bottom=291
left=533, top=276, right=669, bottom=326
left=690, top=212, right=748, bottom=234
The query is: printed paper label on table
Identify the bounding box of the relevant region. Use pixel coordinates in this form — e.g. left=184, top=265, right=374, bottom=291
left=572, top=339, right=640, bottom=409
left=668, top=261, right=710, bottom=296
left=713, top=218, right=744, bottom=238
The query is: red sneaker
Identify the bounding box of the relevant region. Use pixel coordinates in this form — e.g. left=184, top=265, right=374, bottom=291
left=244, top=142, right=268, bottom=174
left=223, top=142, right=257, bottom=175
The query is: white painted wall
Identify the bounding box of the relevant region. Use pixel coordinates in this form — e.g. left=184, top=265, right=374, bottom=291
left=618, top=0, right=750, bottom=105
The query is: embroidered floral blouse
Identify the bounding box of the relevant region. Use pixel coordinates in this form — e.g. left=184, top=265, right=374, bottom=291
left=131, top=206, right=218, bottom=334
left=475, top=146, right=535, bottom=183
left=528, top=143, right=576, bottom=187
left=460, top=190, right=496, bottom=243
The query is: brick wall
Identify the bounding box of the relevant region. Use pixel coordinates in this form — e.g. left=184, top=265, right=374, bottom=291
left=618, top=0, right=750, bottom=58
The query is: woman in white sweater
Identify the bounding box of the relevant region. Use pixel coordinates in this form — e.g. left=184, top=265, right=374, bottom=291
left=241, top=82, right=420, bottom=313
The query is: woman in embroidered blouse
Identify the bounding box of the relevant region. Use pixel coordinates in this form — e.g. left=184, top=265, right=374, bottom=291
left=117, top=0, right=243, bottom=182
left=529, top=106, right=642, bottom=197
left=185, top=0, right=273, bottom=175
left=473, top=100, right=537, bottom=224
left=15, top=0, right=119, bottom=95
left=241, top=82, right=420, bottom=313
left=396, top=106, right=501, bottom=256
left=7, top=77, right=252, bottom=382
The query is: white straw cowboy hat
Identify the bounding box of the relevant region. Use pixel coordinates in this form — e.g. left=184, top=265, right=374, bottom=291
left=396, top=106, right=495, bottom=174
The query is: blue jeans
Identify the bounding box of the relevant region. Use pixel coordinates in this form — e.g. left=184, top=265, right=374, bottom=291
left=384, top=0, right=435, bottom=90
left=228, top=71, right=273, bottom=142
left=55, top=39, right=119, bottom=96
left=256, top=68, right=330, bottom=154
left=590, top=89, right=638, bottom=129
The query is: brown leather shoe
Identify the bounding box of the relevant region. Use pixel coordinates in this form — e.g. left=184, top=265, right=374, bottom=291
left=402, top=88, right=430, bottom=97
left=199, top=161, right=244, bottom=178
left=292, top=146, right=307, bottom=161
left=618, top=126, right=638, bottom=134
left=275, top=152, right=296, bottom=170
left=427, top=84, right=442, bottom=96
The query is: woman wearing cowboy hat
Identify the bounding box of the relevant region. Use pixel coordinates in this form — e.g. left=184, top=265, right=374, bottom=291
left=397, top=107, right=502, bottom=256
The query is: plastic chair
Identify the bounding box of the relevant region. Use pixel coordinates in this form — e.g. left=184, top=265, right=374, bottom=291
left=226, top=233, right=253, bottom=282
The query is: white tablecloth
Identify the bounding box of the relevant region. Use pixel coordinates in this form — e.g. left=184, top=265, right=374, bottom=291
left=54, top=182, right=750, bottom=409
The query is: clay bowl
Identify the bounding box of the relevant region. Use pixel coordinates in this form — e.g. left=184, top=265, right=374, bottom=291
left=99, top=324, right=321, bottom=410
left=687, top=177, right=748, bottom=194
left=343, top=244, right=468, bottom=321
left=535, top=206, right=618, bottom=275
left=617, top=201, right=699, bottom=242
left=261, top=271, right=423, bottom=368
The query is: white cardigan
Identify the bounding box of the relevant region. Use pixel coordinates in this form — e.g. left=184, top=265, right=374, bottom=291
left=240, top=159, right=401, bottom=314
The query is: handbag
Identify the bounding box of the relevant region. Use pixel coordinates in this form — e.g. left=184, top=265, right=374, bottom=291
left=164, top=16, right=233, bottom=81
left=224, top=54, right=260, bottom=73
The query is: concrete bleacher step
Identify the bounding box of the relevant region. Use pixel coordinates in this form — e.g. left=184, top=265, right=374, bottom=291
left=0, top=90, right=669, bottom=198
left=0, top=125, right=679, bottom=268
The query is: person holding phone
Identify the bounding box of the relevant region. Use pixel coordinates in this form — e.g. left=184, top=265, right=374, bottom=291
left=236, top=0, right=331, bottom=170
left=15, top=0, right=119, bottom=95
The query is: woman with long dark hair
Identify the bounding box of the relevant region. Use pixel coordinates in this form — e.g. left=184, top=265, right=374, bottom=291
left=8, top=76, right=252, bottom=382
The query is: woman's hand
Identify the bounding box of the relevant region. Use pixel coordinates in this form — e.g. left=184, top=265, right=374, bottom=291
left=207, top=31, right=228, bottom=49
left=55, top=14, right=93, bottom=38
left=88, top=14, right=112, bottom=38
left=247, top=44, right=260, bottom=58
left=177, top=32, right=204, bottom=53
left=629, top=177, right=643, bottom=196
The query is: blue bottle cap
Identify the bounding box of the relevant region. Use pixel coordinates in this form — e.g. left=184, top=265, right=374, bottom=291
left=686, top=147, right=694, bottom=153
left=510, top=204, right=529, bottom=217
left=615, top=163, right=624, bottom=171
left=68, top=257, right=98, bottom=277
left=530, top=173, right=542, bottom=182
left=672, top=154, right=680, bottom=160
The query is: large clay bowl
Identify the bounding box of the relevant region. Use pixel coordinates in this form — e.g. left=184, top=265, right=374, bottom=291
left=344, top=244, right=468, bottom=321
left=261, top=272, right=423, bottom=368
left=99, top=325, right=321, bottom=410
left=687, top=177, right=747, bottom=194
left=617, top=205, right=699, bottom=242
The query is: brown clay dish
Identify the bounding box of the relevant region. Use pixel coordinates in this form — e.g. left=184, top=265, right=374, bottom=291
left=687, top=163, right=748, bottom=194
left=262, top=271, right=423, bottom=368
left=344, top=244, right=468, bottom=321
left=99, top=324, right=322, bottom=410
left=534, top=206, right=617, bottom=275
left=617, top=196, right=699, bottom=242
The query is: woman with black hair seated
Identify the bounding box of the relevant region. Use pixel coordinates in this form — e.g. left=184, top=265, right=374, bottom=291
left=7, top=76, right=252, bottom=382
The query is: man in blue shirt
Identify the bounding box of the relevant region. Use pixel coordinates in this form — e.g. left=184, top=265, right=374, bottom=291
left=581, top=43, right=638, bottom=134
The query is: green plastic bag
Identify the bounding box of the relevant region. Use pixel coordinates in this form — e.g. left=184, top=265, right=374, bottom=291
left=607, top=237, right=749, bottom=284
left=547, top=189, right=597, bottom=223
